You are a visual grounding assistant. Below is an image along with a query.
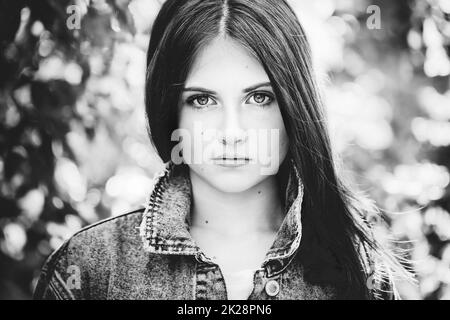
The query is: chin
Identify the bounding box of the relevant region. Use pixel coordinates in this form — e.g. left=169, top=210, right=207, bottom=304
left=188, top=164, right=272, bottom=193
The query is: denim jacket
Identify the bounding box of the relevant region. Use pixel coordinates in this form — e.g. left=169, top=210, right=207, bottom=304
left=33, top=160, right=396, bottom=300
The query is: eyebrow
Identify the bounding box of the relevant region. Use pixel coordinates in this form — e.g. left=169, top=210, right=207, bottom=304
left=182, top=81, right=272, bottom=95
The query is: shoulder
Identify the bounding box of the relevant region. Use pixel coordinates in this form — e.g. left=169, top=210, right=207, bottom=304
left=53, top=207, right=145, bottom=262
left=33, top=208, right=145, bottom=299
left=350, top=202, right=403, bottom=300
left=68, top=208, right=144, bottom=247
left=356, top=237, right=401, bottom=300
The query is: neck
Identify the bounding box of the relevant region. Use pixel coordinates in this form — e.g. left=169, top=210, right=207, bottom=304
left=189, top=170, right=284, bottom=237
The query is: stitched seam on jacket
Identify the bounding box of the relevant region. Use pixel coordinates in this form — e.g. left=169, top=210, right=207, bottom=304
left=48, top=271, right=75, bottom=300
left=140, top=162, right=199, bottom=254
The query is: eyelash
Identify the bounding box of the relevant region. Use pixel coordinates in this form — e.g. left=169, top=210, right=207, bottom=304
left=185, top=92, right=275, bottom=109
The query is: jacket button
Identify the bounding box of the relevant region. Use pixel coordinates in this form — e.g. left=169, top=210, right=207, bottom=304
left=265, top=279, right=280, bottom=297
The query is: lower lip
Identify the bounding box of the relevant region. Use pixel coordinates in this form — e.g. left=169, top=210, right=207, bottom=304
left=212, top=159, right=250, bottom=167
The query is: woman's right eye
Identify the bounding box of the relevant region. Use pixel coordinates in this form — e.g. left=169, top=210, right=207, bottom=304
left=185, top=94, right=217, bottom=109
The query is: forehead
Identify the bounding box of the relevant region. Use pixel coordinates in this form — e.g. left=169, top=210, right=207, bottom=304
left=185, top=36, right=270, bottom=87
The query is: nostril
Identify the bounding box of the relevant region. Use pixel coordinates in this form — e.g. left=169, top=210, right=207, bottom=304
left=220, top=128, right=248, bottom=145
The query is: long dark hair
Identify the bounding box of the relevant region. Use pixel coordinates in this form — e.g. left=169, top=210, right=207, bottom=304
left=144, top=0, right=413, bottom=299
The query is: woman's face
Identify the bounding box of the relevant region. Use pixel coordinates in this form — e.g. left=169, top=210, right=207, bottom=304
left=176, top=36, right=289, bottom=193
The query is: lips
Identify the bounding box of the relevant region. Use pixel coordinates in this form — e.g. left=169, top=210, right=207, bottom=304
left=210, top=156, right=251, bottom=167
left=211, top=156, right=250, bottom=161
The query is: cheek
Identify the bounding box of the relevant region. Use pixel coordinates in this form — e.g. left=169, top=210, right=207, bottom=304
left=247, top=110, right=289, bottom=174
left=178, top=109, right=216, bottom=132
left=273, top=108, right=289, bottom=154
left=177, top=108, right=193, bottom=129
left=177, top=110, right=215, bottom=163
left=260, top=108, right=289, bottom=155
left=279, top=127, right=289, bottom=159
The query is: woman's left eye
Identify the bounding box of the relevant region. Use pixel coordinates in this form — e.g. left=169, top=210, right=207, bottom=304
left=246, top=92, right=274, bottom=106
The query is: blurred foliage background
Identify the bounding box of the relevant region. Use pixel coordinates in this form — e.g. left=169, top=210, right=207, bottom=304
left=0, top=0, right=449, bottom=300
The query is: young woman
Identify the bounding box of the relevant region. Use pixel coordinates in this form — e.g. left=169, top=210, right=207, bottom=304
left=34, top=0, right=412, bottom=300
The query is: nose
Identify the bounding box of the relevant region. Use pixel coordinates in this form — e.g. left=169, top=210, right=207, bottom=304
left=221, top=128, right=247, bottom=145
left=220, top=105, right=248, bottom=146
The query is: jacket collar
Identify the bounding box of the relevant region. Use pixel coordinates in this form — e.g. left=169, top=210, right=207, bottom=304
left=139, top=159, right=304, bottom=277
